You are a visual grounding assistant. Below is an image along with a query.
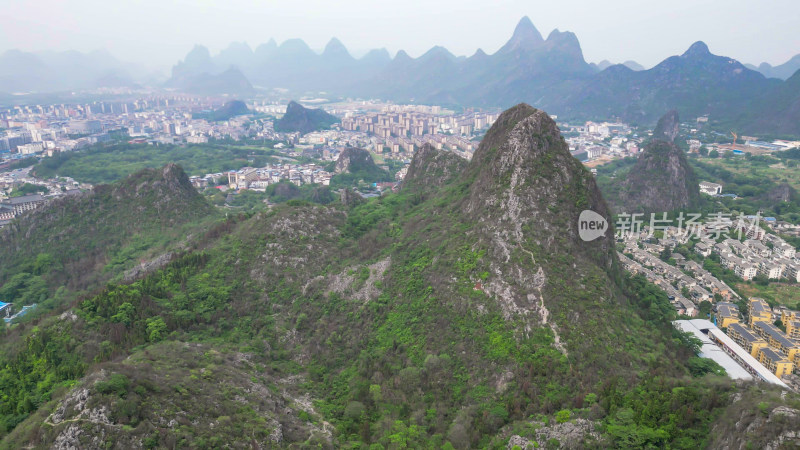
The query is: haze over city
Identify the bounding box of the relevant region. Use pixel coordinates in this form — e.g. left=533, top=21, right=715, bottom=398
left=1, top=0, right=799, bottom=70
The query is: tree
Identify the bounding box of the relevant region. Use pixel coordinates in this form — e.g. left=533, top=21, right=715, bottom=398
left=146, top=317, right=167, bottom=342
left=709, top=150, right=719, bottom=158
left=698, top=301, right=712, bottom=316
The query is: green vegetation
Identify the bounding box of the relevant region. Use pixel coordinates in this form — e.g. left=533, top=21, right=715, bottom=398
left=0, top=165, right=219, bottom=320
left=203, top=182, right=335, bottom=211
left=32, top=142, right=283, bottom=184
left=10, top=183, right=47, bottom=196
left=690, top=154, right=800, bottom=223
left=2, top=106, right=798, bottom=447
left=735, top=282, right=800, bottom=309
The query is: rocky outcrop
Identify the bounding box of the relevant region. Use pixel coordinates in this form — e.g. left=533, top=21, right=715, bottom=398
left=402, top=143, right=468, bottom=192
left=652, top=109, right=679, bottom=142
left=710, top=398, right=800, bottom=449
left=617, top=111, right=700, bottom=213
left=339, top=188, right=365, bottom=207
left=506, top=419, right=604, bottom=449
left=274, top=101, right=338, bottom=134
left=334, top=147, right=377, bottom=175
left=451, top=104, right=622, bottom=369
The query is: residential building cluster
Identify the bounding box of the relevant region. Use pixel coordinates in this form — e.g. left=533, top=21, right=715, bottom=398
left=338, top=104, right=498, bottom=159
left=561, top=121, right=638, bottom=163
left=617, top=218, right=800, bottom=381
left=0, top=167, right=86, bottom=227
left=190, top=162, right=334, bottom=191
left=721, top=299, right=800, bottom=378
left=619, top=225, right=739, bottom=317
left=0, top=96, right=264, bottom=164
left=709, top=234, right=800, bottom=282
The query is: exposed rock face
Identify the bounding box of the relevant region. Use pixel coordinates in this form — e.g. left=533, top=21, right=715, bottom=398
left=618, top=111, right=700, bottom=213
left=652, top=109, right=679, bottom=142
left=402, top=143, right=468, bottom=191
left=334, top=147, right=378, bottom=175
left=339, top=188, right=365, bottom=207
left=465, top=103, right=616, bottom=270
left=710, top=401, right=800, bottom=449
left=506, top=419, right=604, bottom=449
left=275, top=101, right=338, bottom=133
left=452, top=104, right=622, bottom=365
left=762, top=183, right=796, bottom=204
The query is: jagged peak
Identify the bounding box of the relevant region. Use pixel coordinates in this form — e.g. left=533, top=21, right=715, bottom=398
left=420, top=45, right=456, bottom=60
left=463, top=103, right=616, bottom=266
left=682, top=41, right=711, bottom=58
left=652, top=110, right=680, bottom=142
left=278, top=38, right=313, bottom=53
left=471, top=48, right=488, bottom=58
left=472, top=103, right=540, bottom=162
left=512, top=16, right=544, bottom=43
left=118, top=163, right=196, bottom=196
left=256, top=38, right=278, bottom=50
left=498, top=16, right=544, bottom=53
left=184, top=45, right=211, bottom=62
left=546, top=28, right=574, bottom=40
left=323, top=37, right=351, bottom=58
left=393, top=50, right=412, bottom=62
left=403, top=143, right=467, bottom=190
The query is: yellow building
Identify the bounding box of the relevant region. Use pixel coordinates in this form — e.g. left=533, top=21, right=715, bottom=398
left=752, top=321, right=800, bottom=363
left=716, top=302, right=740, bottom=329
left=781, top=309, right=799, bottom=325
left=727, top=323, right=768, bottom=358
left=758, top=347, right=794, bottom=378
left=787, top=320, right=800, bottom=341
left=748, top=298, right=772, bottom=325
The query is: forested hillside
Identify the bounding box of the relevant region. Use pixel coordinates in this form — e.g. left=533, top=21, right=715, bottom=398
left=1, top=105, right=798, bottom=448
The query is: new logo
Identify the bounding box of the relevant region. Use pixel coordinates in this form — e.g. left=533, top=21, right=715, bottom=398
left=579, top=210, right=608, bottom=241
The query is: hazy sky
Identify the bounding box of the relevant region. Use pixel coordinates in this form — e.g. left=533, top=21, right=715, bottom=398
left=1, top=0, right=799, bottom=71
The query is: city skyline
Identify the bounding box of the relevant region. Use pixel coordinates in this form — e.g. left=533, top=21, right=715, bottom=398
left=1, top=0, right=799, bottom=72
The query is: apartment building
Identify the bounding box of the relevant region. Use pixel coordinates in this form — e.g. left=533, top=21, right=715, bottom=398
left=757, top=347, right=793, bottom=378
left=787, top=319, right=800, bottom=341
left=752, top=321, right=800, bottom=364
left=716, top=302, right=740, bottom=329
left=727, top=323, right=768, bottom=358
left=748, top=298, right=773, bottom=325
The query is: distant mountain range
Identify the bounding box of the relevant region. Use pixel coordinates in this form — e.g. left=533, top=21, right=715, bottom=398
left=746, top=54, right=800, bottom=80
left=162, top=17, right=800, bottom=134
left=591, top=60, right=645, bottom=71
left=0, top=49, right=153, bottom=93
left=3, top=18, right=800, bottom=135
